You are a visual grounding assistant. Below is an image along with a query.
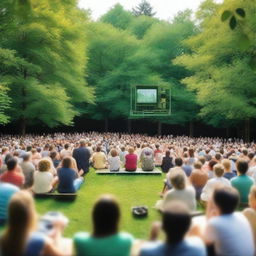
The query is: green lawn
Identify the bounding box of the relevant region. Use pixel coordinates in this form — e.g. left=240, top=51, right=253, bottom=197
left=36, top=170, right=164, bottom=239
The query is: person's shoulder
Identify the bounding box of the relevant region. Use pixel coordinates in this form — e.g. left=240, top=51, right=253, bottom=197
left=0, top=182, right=19, bottom=192
left=139, top=241, right=164, bottom=256
left=74, top=232, right=90, bottom=243
left=185, top=237, right=206, bottom=256
left=243, top=207, right=256, bottom=217
left=117, top=232, right=134, bottom=242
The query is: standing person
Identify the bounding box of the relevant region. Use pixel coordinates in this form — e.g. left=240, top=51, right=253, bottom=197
left=0, top=191, right=66, bottom=256
left=231, top=159, right=255, bottom=204
left=73, top=195, right=134, bottom=256
left=73, top=140, right=90, bottom=175
left=140, top=201, right=206, bottom=256
left=125, top=147, right=137, bottom=172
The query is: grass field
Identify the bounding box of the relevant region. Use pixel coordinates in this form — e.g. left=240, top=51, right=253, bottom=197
left=36, top=169, right=164, bottom=239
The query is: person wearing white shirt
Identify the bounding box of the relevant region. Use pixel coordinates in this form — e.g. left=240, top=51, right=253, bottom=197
left=108, top=149, right=121, bottom=172
left=201, top=164, right=231, bottom=202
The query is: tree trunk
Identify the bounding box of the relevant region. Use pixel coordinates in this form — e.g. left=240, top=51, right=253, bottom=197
left=157, top=121, right=162, bottom=136
left=104, top=118, right=109, bottom=132
left=244, top=119, right=250, bottom=142
left=127, top=119, right=132, bottom=134
left=226, top=127, right=230, bottom=138
left=189, top=121, right=194, bottom=137
left=20, top=118, right=26, bottom=136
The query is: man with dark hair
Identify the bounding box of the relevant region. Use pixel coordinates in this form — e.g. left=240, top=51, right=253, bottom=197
left=231, top=159, right=254, bottom=203
left=0, top=158, right=24, bottom=188
left=204, top=187, right=255, bottom=256
left=20, top=153, right=35, bottom=188
left=73, top=139, right=91, bottom=175
left=140, top=201, right=206, bottom=256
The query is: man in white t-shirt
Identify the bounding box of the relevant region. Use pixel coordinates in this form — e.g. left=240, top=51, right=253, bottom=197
left=204, top=187, right=255, bottom=256
left=201, top=164, right=231, bottom=202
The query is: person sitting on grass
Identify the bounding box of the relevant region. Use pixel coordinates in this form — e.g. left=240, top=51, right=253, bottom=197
left=189, top=161, right=208, bottom=200
left=243, top=185, right=256, bottom=245
left=57, top=157, right=84, bottom=193
left=231, top=159, right=255, bottom=204
left=0, top=157, right=24, bottom=188
left=160, top=150, right=173, bottom=173
left=161, top=171, right=196, bottom=212
left=125, top=147, right=137, bottom=172
left=203, top=186, right=255, bottom=256
left=108, top=149, right=121, bottom=172
left=201, top=164, right=231, bottom=202
left=0, top=190, right=66, bottom=256
left=33, top=159, right=58, bottom=194
left=73, top=195, right=134, bottom=256
left=139, top=201, right=206, bottom=256
left=91, top=146, right=107, bottom=170
left=222, top=159, right=236, bottom=180
left=20, top=152, right=35, bottom=189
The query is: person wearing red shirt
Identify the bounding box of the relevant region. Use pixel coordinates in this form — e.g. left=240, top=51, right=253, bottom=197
left=125, top=147, right=137, bottom=172
left=0, top=158, right=24, bottom=188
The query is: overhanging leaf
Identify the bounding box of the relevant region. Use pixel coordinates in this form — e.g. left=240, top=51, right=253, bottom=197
left=236, top=8, right=246, bottom=18
left=229, top=16, right=237, bottom=30
left=221, top=10, right=232, bottom=22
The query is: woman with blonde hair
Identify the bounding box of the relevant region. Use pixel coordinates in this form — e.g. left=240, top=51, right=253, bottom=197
left=33, top=159, right=58, bottom=194
left=0, top=191, right=64, bottom=256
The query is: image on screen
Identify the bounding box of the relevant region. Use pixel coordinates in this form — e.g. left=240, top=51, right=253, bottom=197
left=137, top=89, right=157, bottom=103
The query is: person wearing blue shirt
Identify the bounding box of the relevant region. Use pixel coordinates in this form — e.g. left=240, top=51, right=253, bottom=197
left=57, top=157, right=84, bottom=193
left=139, top=201, right=206, bottom=256
left=0, top=182, right=19, bottom=225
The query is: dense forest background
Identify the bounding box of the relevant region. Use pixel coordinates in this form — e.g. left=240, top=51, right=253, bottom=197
left=0, top=0, right=256, bottom=140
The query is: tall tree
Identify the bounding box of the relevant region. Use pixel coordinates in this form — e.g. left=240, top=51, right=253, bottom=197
left=0, top=0, right=93, bottom=134
left=132, top=0, right=156, bottom=17
left=174, top=0, right=256, bottom=140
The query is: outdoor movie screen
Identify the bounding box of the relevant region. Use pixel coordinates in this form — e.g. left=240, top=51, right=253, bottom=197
left=137, top=89, right=157, bottom=104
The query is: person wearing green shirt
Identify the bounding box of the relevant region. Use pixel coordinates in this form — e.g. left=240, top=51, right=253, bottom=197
left=73, top=195, right=134, bottom=256
left=231, top=159, right=255, bottom=204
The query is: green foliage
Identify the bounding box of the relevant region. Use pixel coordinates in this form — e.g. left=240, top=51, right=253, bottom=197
left=132, top=0, right=156, bottom=17
left=0, top=0, right=93, bottom=132
left=175, top=0, right=256, bottom=127
left=100, top=4, right=133, bottom=30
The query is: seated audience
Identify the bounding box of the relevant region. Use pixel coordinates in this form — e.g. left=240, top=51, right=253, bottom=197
left=125, top=147, right=137, bottom=172
left=201, top=164, right=231, bottom=202
left=60, top=143, right=72, bottom=159
left=190, top=161, right=208, bottom=199
left=20, top=153, right=35, bottom=188
left=243, top=185, right=256, bottom=245
left=57, top=157, right=84, bottom=193
left=0, top=158, right=24, bottom=188
left=119, top=146, right=128, bottom=165
left=154, top=145, right=163, bottom=166
left=74, top=195, right=134, bottom=256
left=92, top=146, right=107, bottom=170
left=160, top=150, right=173, bottom=173
left=108, top=149, right=121, bottom=172
left=222, top=159, right=236, bottom=180
left=208, top=160, right=217, bottom=179
left=162, top=171, right=196, bottom=211
left=33, top=159, right=57, bottom=194
left=140, top=201, right=206, bottom=256
left=204, top=187, right=255, bottom=256
left=140, top=147, right=154, bottom=172
left=231, top=159, right=254, bottom=204
left=0, top=190, right=66, bottom=256
left=0, top=182, right=19, bottom=225
left=50, top=151, right=61, bottom=169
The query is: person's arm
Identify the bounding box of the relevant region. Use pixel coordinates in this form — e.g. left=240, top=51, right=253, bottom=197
left=42, top=238, right=65, bottom=256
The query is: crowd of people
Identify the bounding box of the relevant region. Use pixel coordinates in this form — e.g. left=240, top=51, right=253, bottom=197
left=0, top=132, right=256, bottom=255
